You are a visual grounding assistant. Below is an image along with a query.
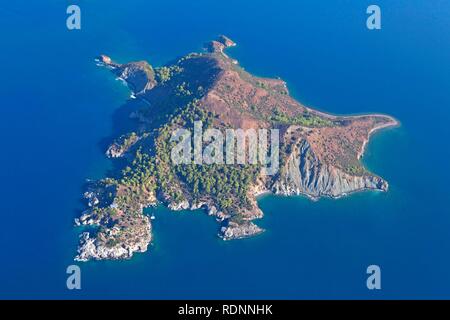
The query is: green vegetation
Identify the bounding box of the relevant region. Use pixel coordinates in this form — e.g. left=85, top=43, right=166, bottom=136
left=269, top=109, right=335, bottom=127
left=345, top=165, right=365, bottom=176
left=256, top=81, right=269, bottom=89
left=155, top=65, right=183, bottom=83
left=176, top=82, right=193, bottom=96
left=143, top=100, right=259, bottom=213
left=176, top=163, right=258, bottom=212
left=117, top=132, right=139, bottom=151
left=120, top=148, right=156, bottom=189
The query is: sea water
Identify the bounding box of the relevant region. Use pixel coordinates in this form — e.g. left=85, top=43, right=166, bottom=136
left=0, top=0, right=449, bottom=298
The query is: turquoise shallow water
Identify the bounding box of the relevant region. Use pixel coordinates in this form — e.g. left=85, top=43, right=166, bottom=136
left=0, top=0, right=449, bottom=298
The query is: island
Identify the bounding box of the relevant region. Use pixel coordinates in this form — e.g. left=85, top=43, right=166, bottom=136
left=74, top=36, right=398, bottom=261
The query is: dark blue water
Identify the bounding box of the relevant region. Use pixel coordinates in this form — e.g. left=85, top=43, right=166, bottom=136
left=0, top=0, right=449, bottom=298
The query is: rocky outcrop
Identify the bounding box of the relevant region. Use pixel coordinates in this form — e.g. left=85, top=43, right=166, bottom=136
left=105, top=144, right=126, bottom=158
left=219, top=221, right=264, bottom=240
left=75, top=217, right=151, bottom=261
left=217, top=35, right=236, bottom=48
left=115, top=61, right=157, bottom=94
left=99, top=54, right=114, bottom=65
left=82, top=181, right=116, bottom=208
left=206, top=35, right=237, bottom=55
left=74, top=209, right=102, bottom=226
left=75, top=178, right=156, bottom=261
left=272, top=139, right=388, bottom=199
left=168, top=200, right=190, bottom=211
left=105, top=133, right=140, bottom=158
left=97, top=55, right=156, bottom=94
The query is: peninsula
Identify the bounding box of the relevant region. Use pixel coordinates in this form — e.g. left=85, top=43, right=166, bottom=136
left=75, top=36, right=398, bottom=261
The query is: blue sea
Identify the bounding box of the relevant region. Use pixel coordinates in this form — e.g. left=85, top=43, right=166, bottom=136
left=0, top=0, right=449, bottom=299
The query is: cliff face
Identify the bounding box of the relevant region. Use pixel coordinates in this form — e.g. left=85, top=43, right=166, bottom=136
left=116, top=62, right=157, bottom=93
left=76, top=36, right=398, bottom=261
left=272, top=139, right=387, bottom=199
left=98, top=54, right=156, bottom=94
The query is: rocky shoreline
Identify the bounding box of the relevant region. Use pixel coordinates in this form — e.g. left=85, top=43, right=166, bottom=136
left=75, top=222, right=151, bottom=262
